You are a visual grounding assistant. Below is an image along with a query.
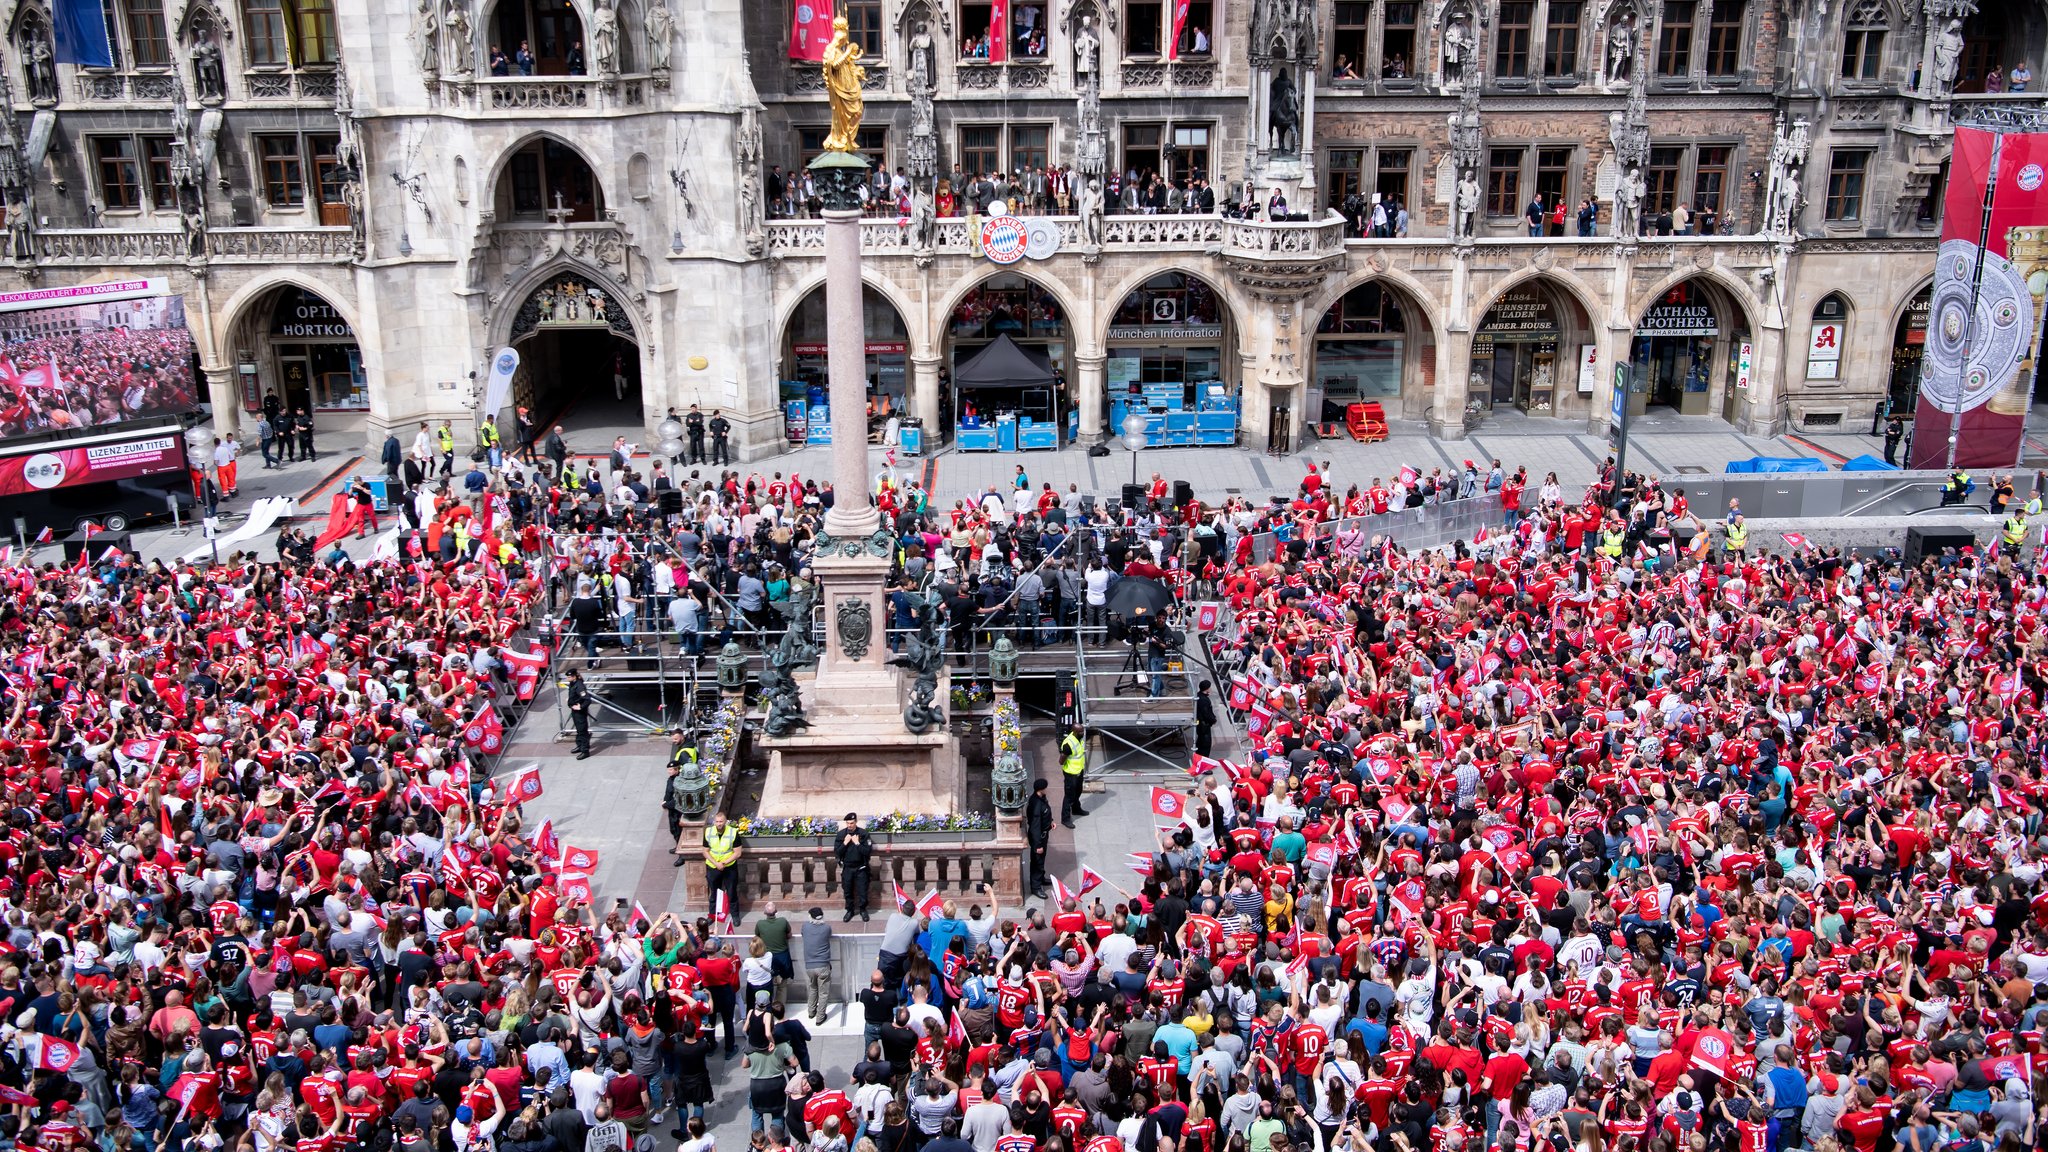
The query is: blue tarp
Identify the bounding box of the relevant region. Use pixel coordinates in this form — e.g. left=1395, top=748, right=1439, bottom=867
left=1837, top=454, right=1899, bottom=472
left=1726, top=456, right=1828, bottom=473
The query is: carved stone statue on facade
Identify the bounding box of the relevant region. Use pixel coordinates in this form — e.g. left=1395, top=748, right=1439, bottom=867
left=341, top=178, right=365, bottom=257
left=1080, top=176, right=1105, bottom=245
left=1762, top=113, right=1809, bottom=236
left=1267, top=65, right=1301, bottom=155
left=1454, top=171, right=1481, bottom=238
left=415, top=0, right=441, bottom=79
left=191, top=31, right=226, bottom=101
left=909, top=21, right=936, bottom=91
left=180, top=195, right=207, bottom=258
left=1614, top=165, right=1645, bottom=237
left=591, top=0, right=619, bottom=75
left=646, top=0, right=674, bottom=73
left=4, top=196, right=30, bottom=261
left=1442, top=11, right=1474, bottom=86
left=1607, top=12, right=1636, bottom=84
left=24, top=32, right=57, bottom=104
left=737, top=106, right=766, bottom=255
left=1932, top=18, right=1964, bottom=95
left=444, top=0, right=474, bottom=75
left=911, top=180, right=936, bottom=250
left=1074, top=15, right=1100, bottom=80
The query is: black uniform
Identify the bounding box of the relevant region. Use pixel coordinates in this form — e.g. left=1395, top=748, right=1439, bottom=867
left=1025, top=784, right=1054, bottom=896
left=566, top=673, right=592, bottom=755
left=708, top=413, right=731, bottom=466
left=663, top=741, right=695, bottom=841
left=293, top=410, right=316, bottom=461
left=517, top=412, right=538, bottom=462
left=1884, top=416, right=1904, bottom=466
left=1195, top=686, right=1217, bottom=758
left=834, top=826, right=874, bottom=919
left=686, top=409, right=706, bottom=464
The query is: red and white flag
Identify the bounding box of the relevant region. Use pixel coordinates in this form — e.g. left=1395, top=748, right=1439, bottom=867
left=1780, top=532, right=1808, bottom=551
left=630, top=901, right=652, bottom=936
left=529, top=817, right=560, bottom=861
left=462, top=708, right=504, bottom=754
left=947, top=1007, right=968, bottom=1049
left=1194, top=602, right=1222, bottom=631
left=32, top=526, right=52, bottom=545
left=988, top=0, right=1008, bottom=62
left=1190, top=753, right=1225, bottom=778
left=120, top=736, right=166, bottom=764
left=712, top=888, right=732, bottom=934
left=892, top=877, right=912, bottom=912
left=33, top=1035, right=80, bottom=1072
left=1050, top=874, right=1074, bottom=906
left=1149, top=786, right=1185, bottom=822
left=787, top=0, right=833, bottom=60
left=79, top=521, right=101, bottom=539
left=1078, top=865, right=1105, bottom=895
left=1127, top=851, right=1154, bottom=874
left=560, top=873, right=595, bottom=905
left=1166, top=0, right=1192, bottom=58
left=98, top=544, right=121, bottom=563
left=560, top=844, right=601, bottom=874
left=506, top=765, right=545, bottom=805
left=916, top=888, right=946, bottom=919
left=504, top=647, right=549, bottom=702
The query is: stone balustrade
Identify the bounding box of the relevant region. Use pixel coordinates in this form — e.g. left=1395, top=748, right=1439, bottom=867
left=468, top=75, right=649, bottom=111
left=675, top=834, right=1029, bottom=905
left=766, top=211, right=1293, bottom=257
left=33, top=226, right=355, bottom=264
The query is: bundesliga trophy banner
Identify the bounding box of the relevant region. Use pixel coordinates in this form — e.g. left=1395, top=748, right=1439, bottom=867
left=1910, top=126, right=2048, bottom=470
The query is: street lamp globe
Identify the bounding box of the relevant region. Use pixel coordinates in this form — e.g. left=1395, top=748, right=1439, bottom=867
left=1121, top=411, right=1147, bottom=451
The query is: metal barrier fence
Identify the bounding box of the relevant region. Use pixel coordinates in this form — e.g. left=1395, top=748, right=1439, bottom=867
left=1247, top=494, right=1508, bottom=564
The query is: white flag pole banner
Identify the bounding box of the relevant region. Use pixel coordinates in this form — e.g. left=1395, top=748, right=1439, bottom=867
left=481, top=347, right=520, bottom=421
left=369, top=524, right=403, bottom=562
left=181, top=496, right=296, bottom=561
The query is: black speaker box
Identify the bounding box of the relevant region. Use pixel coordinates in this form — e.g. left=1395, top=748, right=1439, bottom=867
left=1122, top=482, right=1146, bottom=508
left=1904, top=526, right=1975, bottom=564
left=64, top=531, right=132, bottom=563
left=1173, top=480, right=1194, bottom=508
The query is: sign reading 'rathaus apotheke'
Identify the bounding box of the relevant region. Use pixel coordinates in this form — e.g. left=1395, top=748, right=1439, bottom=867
left=1637, top=303, right=1719, bottom=337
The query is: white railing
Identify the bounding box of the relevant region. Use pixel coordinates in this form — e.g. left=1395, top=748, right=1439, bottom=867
left=765, top=211, right=1236, bottom=256
left=469, top=75, right=649, bottom=111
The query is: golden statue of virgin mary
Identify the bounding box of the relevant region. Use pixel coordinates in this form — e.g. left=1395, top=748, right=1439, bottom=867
left=821, top=15, right=866, bottom=152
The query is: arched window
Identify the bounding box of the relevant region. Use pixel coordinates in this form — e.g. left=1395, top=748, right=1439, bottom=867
left=1841, top=0, right=1887, bottom=80
left=1807, top=293, right=1850, bottom=381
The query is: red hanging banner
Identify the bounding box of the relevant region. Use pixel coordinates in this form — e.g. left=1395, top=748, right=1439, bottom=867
left=788, top=0, right=833, bottom=61
left=1909, top=126, right=2048, bottom=469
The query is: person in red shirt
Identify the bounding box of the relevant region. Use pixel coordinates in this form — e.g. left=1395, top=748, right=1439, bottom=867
left=1835, top=1087, right=1888, bottom=1152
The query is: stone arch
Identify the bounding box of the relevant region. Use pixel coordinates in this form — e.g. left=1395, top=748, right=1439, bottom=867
left=770, top=266, right=924, bottom=360
left=1099, top=262, right=1247, bottom=344
left=1474, top=266, right=1605, bottom=333
left=486, top=131, right=609, bottom=222
left=1304, top=265, right=1450, bottom=346
left=1306, top=271, right=1447, bottom=420
left=934, top=267, right=1086, bottom=352
left=484, top=0, right=588, bottom=76
left=174, top=0, right=227, bottom=45
left=492, top=258, right=639, bottom=347
left=1889, top=274, right=1934, bottom=334
left=1628, top=265, right=1761, bottom=337
left=9, top=3, right=54, bottom=104
left=218, top=272, right=362, bottom=358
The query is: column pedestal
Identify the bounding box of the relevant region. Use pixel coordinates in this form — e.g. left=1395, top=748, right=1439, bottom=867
left=1076, top=351, right=1106, bottom=443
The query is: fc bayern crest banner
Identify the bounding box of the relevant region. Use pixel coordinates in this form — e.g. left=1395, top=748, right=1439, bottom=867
left=1909, top=127, right=2048, bottom=469
left=789, top=0, right=834, bottom=60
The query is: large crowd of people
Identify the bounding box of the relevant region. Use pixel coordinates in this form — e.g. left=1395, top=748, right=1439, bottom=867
left=1, top=424, right=2042, bottom=1152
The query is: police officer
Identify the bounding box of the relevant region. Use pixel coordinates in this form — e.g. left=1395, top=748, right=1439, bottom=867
left=1059, top=725, right=1086, bottom=828
left=662, top=730, right=697, bottom=848
left=708, top=409, right=731, bottom=466
left=1883, top=414, right=1904, bottom=466
left=1025, top=778, right=1054, bottom=899
left=703, top=811, right=743, bottom=917
left=833, top=811, right=873, bottom=922
left=566, top=668, right=592, bottom=758
left=685, top=404, right=707, bottom=465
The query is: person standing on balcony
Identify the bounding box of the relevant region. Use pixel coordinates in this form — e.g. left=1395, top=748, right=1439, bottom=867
left=1524, top=194, right=1545, bottom=237
left=515, top=40, right=535, bottom=74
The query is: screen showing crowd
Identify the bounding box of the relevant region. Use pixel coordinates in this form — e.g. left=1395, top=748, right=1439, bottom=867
left=0, top=292, right=198, bottom=441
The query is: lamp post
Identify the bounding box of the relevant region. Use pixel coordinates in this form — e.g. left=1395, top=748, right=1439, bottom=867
left=1122, top=410, right=1147, bottom=490
left=657, top=418, right=686, bottom=466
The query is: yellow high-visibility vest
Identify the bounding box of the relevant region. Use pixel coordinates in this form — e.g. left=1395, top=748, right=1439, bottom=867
left=705, top=824, right=740, bottom=868
left=1060, top=732, right=1085, bottom=776
left=1726, top=523, right=1748, bottom=551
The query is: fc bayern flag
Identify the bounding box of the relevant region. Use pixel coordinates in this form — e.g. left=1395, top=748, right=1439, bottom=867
left=560, top=873, right=595, bottom=904
left=507, top=765, right=545, bottom=805
left=788, top=0, right=833, bottom=60
left=504, top=647, right=549, bottom=702
left=893, top=877, right=912, bottom=911
left=35, top=1035, right=81, bottom=1072
left=1149, top=786, right=1185, bottom=821
left=1077, top=865, right=1105, bottom=895
left=1166, top=0, right=1191, bottom=59
left=561, top=844, right=601, bottom=873
left=1050, top=874, right=1074, bottom=905
left=1780, top=532, right=1808, bottom=551
left=1226, top=677, right=1255, bottom=711
left=916, top=888, right=946, bottom=919
left=32, top=526, right=52, bottom=544
left=1194, top=602, right=1222, bottom=631
left=988, top=0, right=1007, bottom=62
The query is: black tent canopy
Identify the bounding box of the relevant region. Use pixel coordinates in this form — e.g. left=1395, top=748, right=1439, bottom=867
left=954, top=334, right=1057, bottom=425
